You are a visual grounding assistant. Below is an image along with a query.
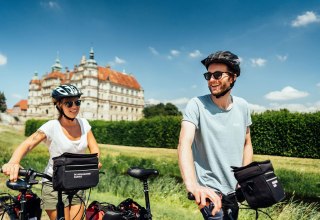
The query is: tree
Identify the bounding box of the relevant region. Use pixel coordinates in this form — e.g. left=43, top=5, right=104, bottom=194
left=0, top=91, right=7, bottom=113
left=143, top=102, right=182, bottom=118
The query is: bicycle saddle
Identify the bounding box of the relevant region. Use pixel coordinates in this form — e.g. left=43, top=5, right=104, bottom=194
left=6, top=179, right=31, bottom=191
left=127, top=167, right=159, bottom=180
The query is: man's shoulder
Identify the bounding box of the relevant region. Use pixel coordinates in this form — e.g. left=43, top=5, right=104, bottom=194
left=232, top=96, right=250, bottom=112
left=233, top=96, right=249, bottom=105
left=189, top=94, right=211, bottom=103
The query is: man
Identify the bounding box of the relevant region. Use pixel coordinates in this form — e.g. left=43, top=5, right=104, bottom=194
left=178, top=51, right=253, bottom=219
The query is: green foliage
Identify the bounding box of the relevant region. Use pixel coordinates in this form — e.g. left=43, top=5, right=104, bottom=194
left=24, top=110, right=320, bottom=158
left=25, top=119, right=48, bottom=136
left=0, top=91, right=7, bottom=113
left=251, top=110, right=320, bottom=158
left=143, top=103, right=182, bottom=118
left=90, top=116, right=181, bottom=148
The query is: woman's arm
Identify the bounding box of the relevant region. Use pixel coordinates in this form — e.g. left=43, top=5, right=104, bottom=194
left=1, top=130, right=46, bottom=181
left=87, top=130, right=102, bottom=168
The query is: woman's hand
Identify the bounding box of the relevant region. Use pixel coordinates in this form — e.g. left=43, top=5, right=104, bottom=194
left=98, top=161, right=102, bottom=169
left=1, top=162, right=21, bottom=182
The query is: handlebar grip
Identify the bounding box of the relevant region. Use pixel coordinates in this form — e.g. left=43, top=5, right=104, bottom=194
left=187, top=192, right=212, bottom=203
left=18, top=169, right=28, bottom=176
left=0, top=168, right=28, bottom=176
left=188, top=192, right=195, bottom=200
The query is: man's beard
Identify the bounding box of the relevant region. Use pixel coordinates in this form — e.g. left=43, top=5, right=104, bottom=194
left=208, top=83, right=231, bottom=98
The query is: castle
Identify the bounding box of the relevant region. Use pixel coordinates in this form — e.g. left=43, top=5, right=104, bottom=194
left=27, top=49, right=144, bottom=121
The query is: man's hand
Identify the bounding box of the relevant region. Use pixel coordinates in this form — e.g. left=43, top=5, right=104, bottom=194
left=189, top=185, right=222, bottom=216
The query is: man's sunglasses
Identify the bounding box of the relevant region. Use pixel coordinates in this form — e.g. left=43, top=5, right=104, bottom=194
left=63, top=100, right=82, bottom=108
left=203, top=71, right=233, bottom=80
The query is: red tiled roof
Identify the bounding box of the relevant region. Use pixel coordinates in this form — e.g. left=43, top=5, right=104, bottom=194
left=98, top=66, right=141, bottom=90
left=14, top=100, right=28, bottom=110
left=44, top=71, right=66, bottom=80
left=29, top=67, right=141, bottom=90
left=29, top=79, right=41, bottom=85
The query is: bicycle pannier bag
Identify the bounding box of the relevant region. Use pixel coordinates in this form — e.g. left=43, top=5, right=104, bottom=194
left=231, top=160, right=285, bottom=209
left=52, top=152, right=99, bottom=191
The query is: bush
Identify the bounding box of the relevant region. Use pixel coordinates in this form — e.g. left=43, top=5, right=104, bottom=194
left=24, top=110, right=320, bottom=158
left=251, top=110, right=320, bottom=158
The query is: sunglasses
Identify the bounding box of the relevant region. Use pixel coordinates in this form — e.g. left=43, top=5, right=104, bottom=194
left=203, top=71, right=233, bottom=80
left=63, top=100, right=82, bottom=108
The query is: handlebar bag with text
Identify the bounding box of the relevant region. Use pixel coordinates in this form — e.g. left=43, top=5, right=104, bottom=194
left=52, top=152, right=99, bottom=191
left=231, top=160, right=285, bottom=209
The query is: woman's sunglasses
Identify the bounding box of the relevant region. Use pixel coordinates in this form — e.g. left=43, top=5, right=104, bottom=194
left=203, top=71, right=233, bottom=80
left=63, top=100, right=82, bottom=108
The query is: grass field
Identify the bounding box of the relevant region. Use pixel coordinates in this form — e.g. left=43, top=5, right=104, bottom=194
left=0, top=124, right=319, bottom=219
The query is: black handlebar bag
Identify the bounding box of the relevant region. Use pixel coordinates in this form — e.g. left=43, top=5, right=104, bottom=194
left=231, top=160, right=285, bottom=209
left=52, top=152, right=99, bottom=191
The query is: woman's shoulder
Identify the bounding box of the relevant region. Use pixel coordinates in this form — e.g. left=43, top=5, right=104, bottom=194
left=77, top=118, right=89, bottom=124
left=41, top=119, right=59, bottom=127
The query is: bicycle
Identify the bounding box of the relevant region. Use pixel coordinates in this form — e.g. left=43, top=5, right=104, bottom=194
left=1, top=167, right=98, bottom=220
left=86, top=167, right=159, bottom=220
left=187, top=190, right=273, bottom=220
left=0, top=168, right=52, bottom=220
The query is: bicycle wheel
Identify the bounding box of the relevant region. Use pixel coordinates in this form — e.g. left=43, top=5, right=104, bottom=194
left=0, top=210, right=15, bottom=220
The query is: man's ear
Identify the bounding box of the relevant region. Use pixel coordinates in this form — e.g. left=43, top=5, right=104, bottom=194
left=231, top=73, right=237, bottom=82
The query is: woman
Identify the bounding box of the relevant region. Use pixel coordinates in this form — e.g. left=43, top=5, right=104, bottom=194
left=2, top=84, right=101, bottom=220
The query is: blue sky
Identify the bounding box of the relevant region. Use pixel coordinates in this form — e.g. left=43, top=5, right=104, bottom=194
left=1, top=0, right=320, bottom=113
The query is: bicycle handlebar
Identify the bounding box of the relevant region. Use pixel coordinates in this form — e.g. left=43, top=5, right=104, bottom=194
left=187, top=192, right=213, bottom=203
left=0, top=168, right=52, bottom=182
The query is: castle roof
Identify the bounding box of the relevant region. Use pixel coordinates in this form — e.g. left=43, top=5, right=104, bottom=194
left=98, top=66, right=141, bottom=90
left=14, top=99, right=28, bottom=110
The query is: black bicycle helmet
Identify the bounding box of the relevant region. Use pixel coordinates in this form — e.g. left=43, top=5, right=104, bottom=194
left=201, top=51, right=241, bottom=76
left=51, top=84, right=82, bottom=101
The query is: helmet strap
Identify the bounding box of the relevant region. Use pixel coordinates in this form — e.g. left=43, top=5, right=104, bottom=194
left=55, top=106, right=76, bottom=121
left=214, top=80, right=236, bottom=99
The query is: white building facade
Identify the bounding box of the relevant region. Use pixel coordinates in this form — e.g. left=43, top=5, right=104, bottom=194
left=27, top=49, right=144, bottom=121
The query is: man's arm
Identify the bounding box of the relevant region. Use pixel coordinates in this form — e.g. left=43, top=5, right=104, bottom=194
left=178, top=121, right=222, bottom=214
left=178, top=121, right=197, bottom=193
left=242, top=127, right=253, bottom=166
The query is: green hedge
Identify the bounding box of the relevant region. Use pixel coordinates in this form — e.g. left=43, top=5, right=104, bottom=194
left=251, top=110, right=320, bottom=158
left=24, top=110, right=320, bottom=158
left=90, top=116, right=181, bottom=148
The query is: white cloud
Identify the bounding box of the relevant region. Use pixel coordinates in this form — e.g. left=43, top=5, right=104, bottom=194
left=166, top=97, right=189, bottom=106
left=265, top=86, right=309, bottom=101
left=167, top=55, right=173, bottom=60
left=191, top=84, right=197, bottom=89
left=170, top=50, right=180, bottom=56
left=0, top=53, right=7, bottom=66
left=40, top=1, right=61, bottom=10
left=12, top=94, right=22, bottom=99
left=276, top=55, right=288, bottom=62
left=269, top=103, right=320, bottom=113
left=250, top=58, right=267, bottom=67
left=146, top=97, right=190, bottom=107
left=189, top=50, right=202, bottom=58
left=114, top=56, right=126, bottom=64
left=249, top=101, right=320, bottom=113
left=149, top=47, right=159, bottom=55
left=316, top=82, right=320, bottom=87
left=146, top=98, right=161, bottom=105
left=248, top=103, right=267, bottom=113
left=108, top=56, right=126, bottom=66
left=291, top=11, right=320, bottom=27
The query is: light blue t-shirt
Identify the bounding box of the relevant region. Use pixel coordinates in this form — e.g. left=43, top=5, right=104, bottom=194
left=183, top=94, right=252, bottom=194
